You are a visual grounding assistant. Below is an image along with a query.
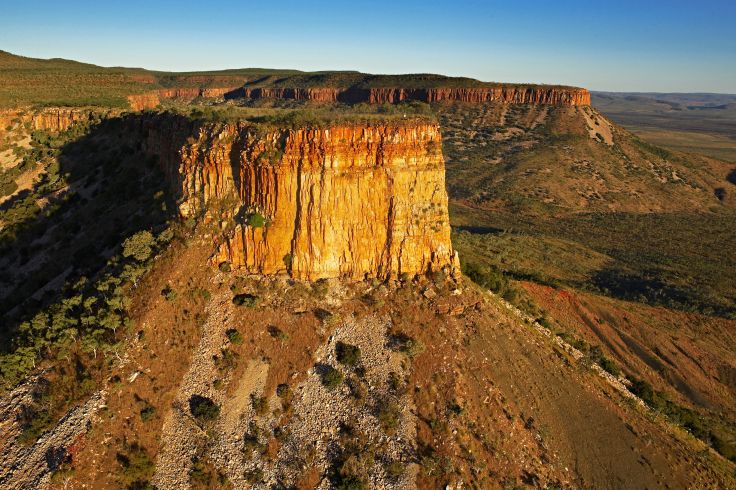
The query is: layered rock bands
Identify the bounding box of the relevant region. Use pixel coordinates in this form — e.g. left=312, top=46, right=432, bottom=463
left=143, top=118, right=459, bottom=281
left=127, top=85, right=590, bottom=110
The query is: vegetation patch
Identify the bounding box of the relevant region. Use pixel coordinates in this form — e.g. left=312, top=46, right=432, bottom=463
left=246, top=212, right=266, bottom=228
left=225, top=328, right=243, bottom=345
left=189, top=455, right=229, bottom=489
left=189, top=394, right=220, bottom=422
left=321, top=365, right=344, bottom=390
left=116, top=443, right=155, bottom=490
left=336, top=341, right=361, bottom=367
left=628, top=378, right=736, bottom=462
left=232, top=293, right=260, bottom=307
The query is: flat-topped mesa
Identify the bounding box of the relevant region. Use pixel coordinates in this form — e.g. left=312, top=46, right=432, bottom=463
left=144, top=118, right=459, bottom=281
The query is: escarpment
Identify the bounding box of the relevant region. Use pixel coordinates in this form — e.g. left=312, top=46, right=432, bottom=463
left=142, top=117, right=459, bottom=280
left=127, top=87, right=242, bottom=111
left=232, top=86, right=589, bottom=105
left=126, top=85, right=590, bottom=110
left=0, top=108, right=114, bottom=133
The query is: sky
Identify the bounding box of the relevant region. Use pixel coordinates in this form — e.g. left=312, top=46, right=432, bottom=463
left=1, top=0, right=735, bottom=93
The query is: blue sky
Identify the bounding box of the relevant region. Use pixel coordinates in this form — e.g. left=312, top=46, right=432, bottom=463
left=1, top=0, right=734, bottom=92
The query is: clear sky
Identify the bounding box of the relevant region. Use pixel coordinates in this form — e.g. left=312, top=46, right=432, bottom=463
left=1, top=0, right=734, bottom=93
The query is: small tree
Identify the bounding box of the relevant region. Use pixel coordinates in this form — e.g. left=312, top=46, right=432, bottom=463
left=336, top=342, right=361, bottom=367
left=189, top=395, right=220, bottom=422
left=321, top=366, right=344, bottom=391
left=122, top=231, right=156, bottom=262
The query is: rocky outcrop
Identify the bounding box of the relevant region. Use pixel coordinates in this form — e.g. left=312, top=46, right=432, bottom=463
left=127, top=85, right=589, bottom=110
left=127, top=87, right=243, bottom=110
left=234, top=86, right=590, bottom=106
left=127, top=92, right=161, bottom=111
left=0, top=377, right=106, bottom=490
left=143, top=117, right=459, bottom=280
left=0, top=108, right=112, bottom=133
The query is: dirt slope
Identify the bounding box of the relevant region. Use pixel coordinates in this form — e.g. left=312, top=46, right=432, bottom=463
left=20, top=238, right=731, bottom=489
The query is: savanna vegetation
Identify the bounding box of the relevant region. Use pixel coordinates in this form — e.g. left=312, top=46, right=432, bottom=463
left=0, top=114, right=188, bottom=445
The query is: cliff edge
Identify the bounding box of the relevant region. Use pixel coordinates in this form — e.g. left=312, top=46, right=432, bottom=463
left=143, top=117, right=459, bottom=280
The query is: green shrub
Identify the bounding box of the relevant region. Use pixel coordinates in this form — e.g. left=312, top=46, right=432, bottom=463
left=122, top=230, right=156, bottom=262
left=17, top=406, right=52, bottom=446
left=226, top=328, right=243, bottom=345
left=321, top=366, right=344, bottom=391
left=276, top=383, right=291, bottom=398
left=140, top=404, right=156, bottom=422
left=598, top=356, right=621, bottom=376
left=336, top=341, right=361, bottom=367
left=389, top=331, right=425, bottom=358
left=588, top=346, right=621, bottom=376
left=461, top=260, right=507, bottom=293
left=537, top=316, right=552, bottom=329
left=251, top=394, right=269, bottom=416
left=336, top=475, right=365, bottom=490
left=218, top=261, right=231, bottom=272
left=243, top=421, right=267, bottom=456
left=189, top=456, right=228, bottom=488
left=189, top=395, right=220, bottom=422
left=116, top=443, right=155, bottom=489
left=383, top=460, right=405, bottom=479
left=378, top=402, right=401, bottom=434
left=246, top=212, right=266, bottom=228
left=189, top=287, right=211, bottom=302
left=214, top=348, right=239, bottom=372
left=161, top=286, right=177, bottom=301
left=233, top=293, right=260, bottom=307
left=267, top=325, right=289, bottom=341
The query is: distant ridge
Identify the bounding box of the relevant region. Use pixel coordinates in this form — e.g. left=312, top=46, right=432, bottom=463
left=0, top=49, right=589, bottom=109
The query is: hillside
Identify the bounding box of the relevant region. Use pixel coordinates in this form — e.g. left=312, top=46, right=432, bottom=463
left=439, top=102, right=736, bottom=317
left=0, top=52, right=735, bottom=488
left=591, top=91, right=736, bottom=162
left=439, top=100, right=736, bottom=470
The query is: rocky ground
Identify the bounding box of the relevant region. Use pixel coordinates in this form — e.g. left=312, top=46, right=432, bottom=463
left=0, top=376, right=106, bottom=489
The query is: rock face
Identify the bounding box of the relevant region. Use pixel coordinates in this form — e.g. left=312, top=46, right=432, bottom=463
left=127, top=93, right=161, bottom=111
left=218, top=86, right=588, bottom=106
left=127, top=85, right=590, bottom=110
left=144, top=118, right=459, bottom=280
left=127, top=87, right=243, bottom=110
left=0, top=108, right=112, bottom=133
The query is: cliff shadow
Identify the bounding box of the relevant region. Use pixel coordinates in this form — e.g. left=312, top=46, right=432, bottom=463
left=0, top=113, right=193, bottom=351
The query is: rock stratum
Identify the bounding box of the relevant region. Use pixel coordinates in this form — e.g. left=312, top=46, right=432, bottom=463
left=127, top=85, right=590, bottom=110
left=142, top=117, right=459, bottom=280
left=0, top=108, right=114, bottom=133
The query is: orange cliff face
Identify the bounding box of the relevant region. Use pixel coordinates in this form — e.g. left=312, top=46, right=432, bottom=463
left=126, top=85, right=590, bottom=110
left=143, top=119, right=460, bottom=281
left=127, top=87, right=242, bottom=110
left=0, top=108, right=114, bottom=133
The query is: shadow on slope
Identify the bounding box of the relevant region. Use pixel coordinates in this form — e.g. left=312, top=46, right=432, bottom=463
left=0, top=113, right=195, bottom=389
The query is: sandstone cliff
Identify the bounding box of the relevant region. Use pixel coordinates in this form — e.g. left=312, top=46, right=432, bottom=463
left=0, top=108, right=113, bottom=133
left=127, top=85, right=590, bottom=110
left=143, top=117, right=459, bottom=280
left=210, top=85, right=589, bottom=106
left=127, top=87, right=242, bottom=110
